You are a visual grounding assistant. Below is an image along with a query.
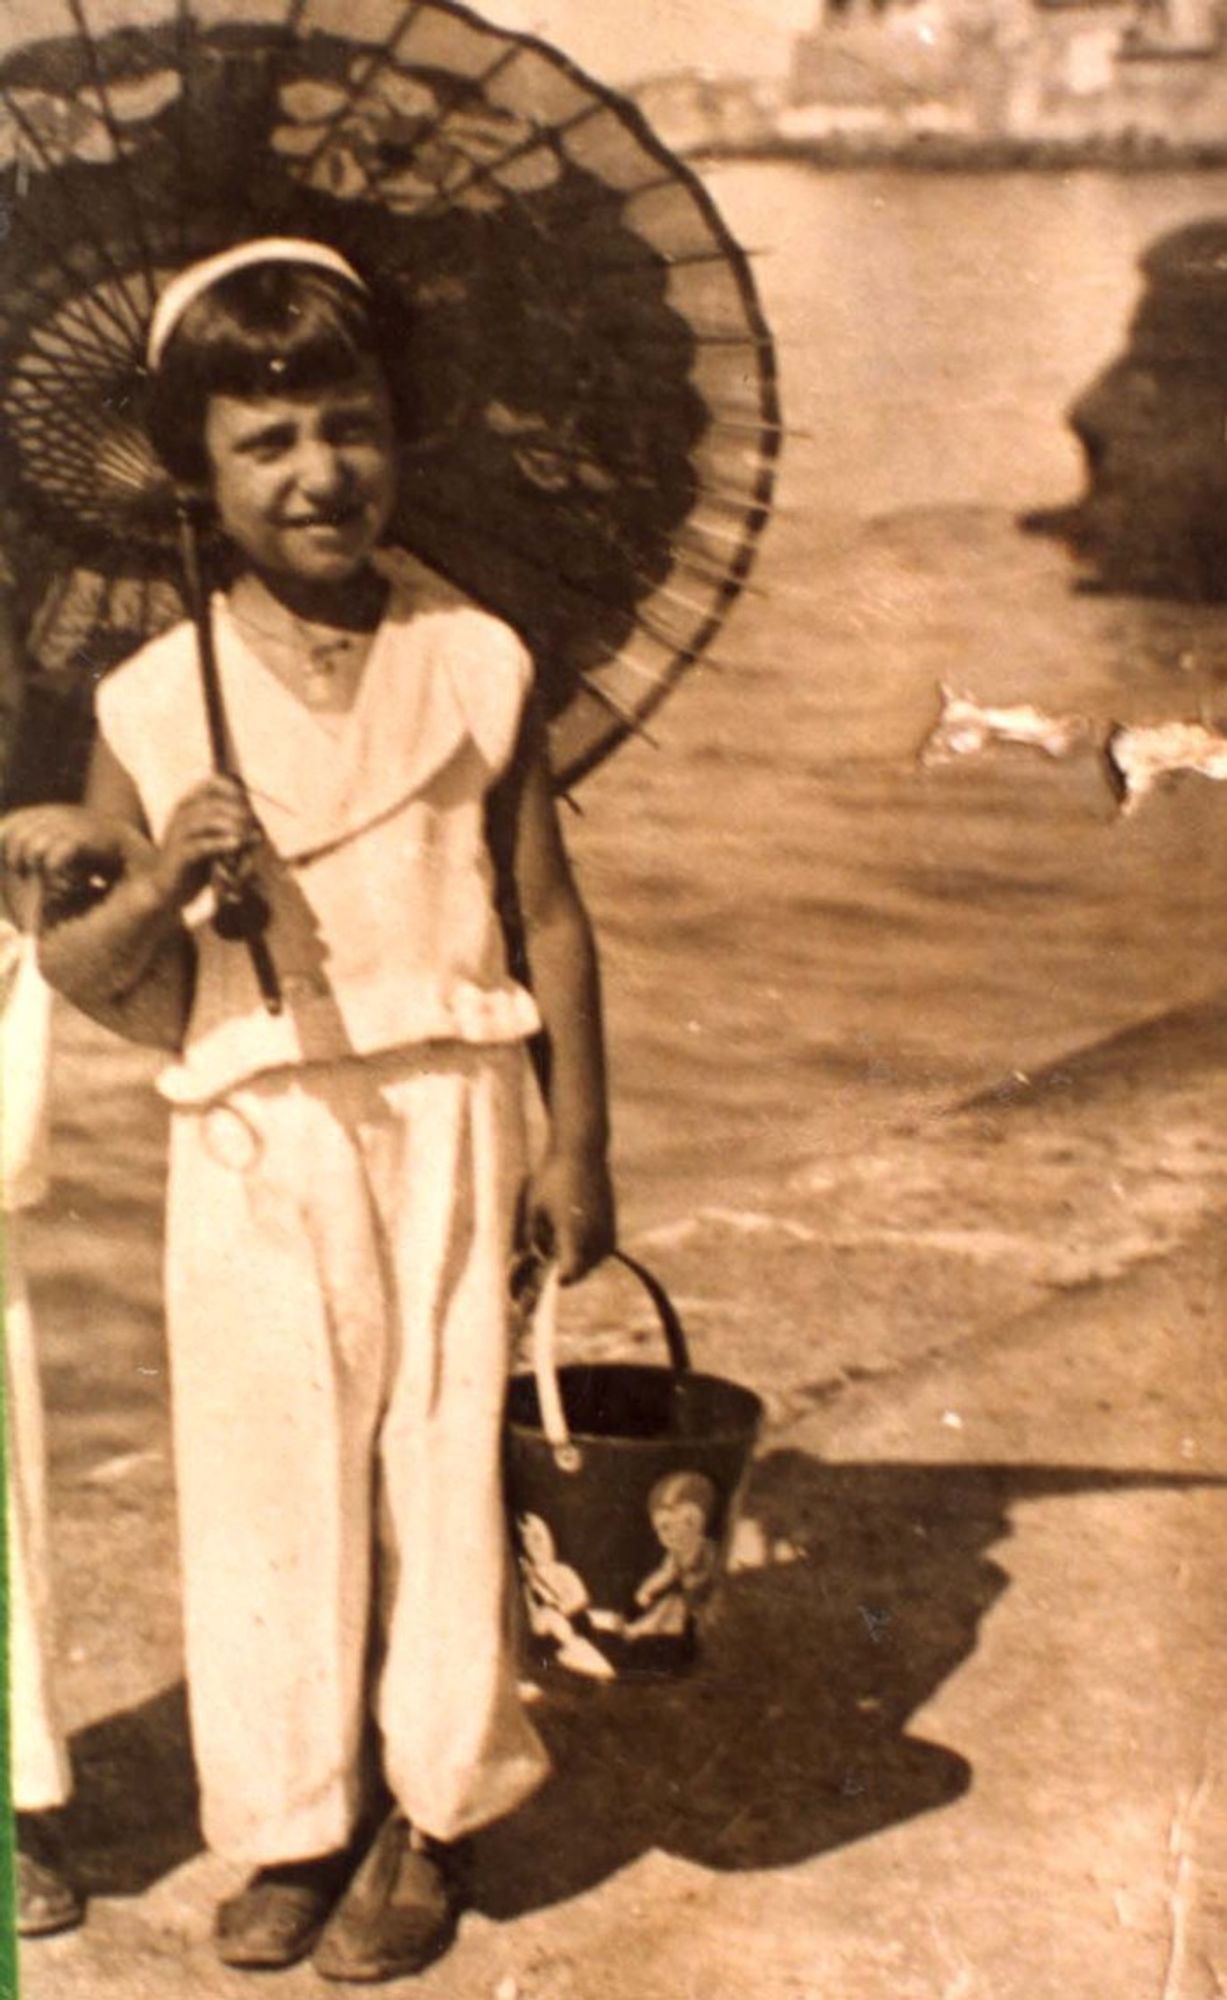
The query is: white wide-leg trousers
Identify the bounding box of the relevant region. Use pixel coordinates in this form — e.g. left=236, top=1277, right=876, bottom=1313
left=6, top=1216, right=71, bottom=1811
left=165, top=1042, right=548, bottom=1865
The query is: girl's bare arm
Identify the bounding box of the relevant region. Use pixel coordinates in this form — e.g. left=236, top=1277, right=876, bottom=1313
left=0, top=735, right=246, bottom=1051
left=489, top=700, right=615, bottom=1281
left=1, top=760, right=193, bottom=1050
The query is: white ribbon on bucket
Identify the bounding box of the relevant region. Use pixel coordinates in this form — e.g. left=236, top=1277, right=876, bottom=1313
left=530, top=1262, right=584, bottom=1474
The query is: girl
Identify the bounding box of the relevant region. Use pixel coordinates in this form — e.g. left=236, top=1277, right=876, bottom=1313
left=3, top=237, right=615, bottom=1983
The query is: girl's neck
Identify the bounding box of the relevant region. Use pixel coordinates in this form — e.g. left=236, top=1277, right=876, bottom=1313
left=234, top=563, right=388, bottom=635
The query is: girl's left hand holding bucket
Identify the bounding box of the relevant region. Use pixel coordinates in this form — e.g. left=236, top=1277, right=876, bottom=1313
left=527, top=1144, right=616, bottom=1284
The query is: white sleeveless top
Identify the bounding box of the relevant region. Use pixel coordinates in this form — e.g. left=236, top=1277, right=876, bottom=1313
left=96, top=556, right=541, bottom=1106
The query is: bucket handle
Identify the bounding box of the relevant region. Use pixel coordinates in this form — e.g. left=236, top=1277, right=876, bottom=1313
left=530, top=1251, right=692, bottom=1473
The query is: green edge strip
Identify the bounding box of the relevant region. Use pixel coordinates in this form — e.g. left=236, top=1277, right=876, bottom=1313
left=1, top=1212, right=18, bottom=1999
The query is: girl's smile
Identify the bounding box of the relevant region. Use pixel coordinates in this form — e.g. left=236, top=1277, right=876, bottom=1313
left=204, top=363, right=397, bottom=608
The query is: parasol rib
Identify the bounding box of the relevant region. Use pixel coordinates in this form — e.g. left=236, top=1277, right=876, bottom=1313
left=336, top=26, right=588, bottom=265
left=546, top=382, right=781, bottom=437
left=16, top=336, right=129, bottom=393
left=389, top=32, right=526, bottom=157
left=95, top=562, right=126, bottom=649
left=527, top=165, right=684, bottom=234
left=651, top=548, right=767, bottom=599
left=404, top=490, right=668, bottom=626
left=577, top=672, right=660, bottom=747
left=402, top=487, right=742, bottom=692
left=581, top=244, right=771, bottom=289
left=415, top=90, right=613, bottom=217
left=706, top=415, right=791, bottom=440
left=0, top=96, right=149, bottom=352
left=587, top=646, right=700, bottom=690
left=408, top=466, right=766, bottom=629
left=527, top=382, right=779, bottom=446
left=331, top=37, right=561, bottom=255
left=612, top=610, right=734, bottom=673
left=638, top=577, right=744, bottom=624
left=675, top=516, right=772, bottom=556
left=689, top=486, right=774, bottom=525
left=691, top=332, right=777, bottom=352
left=66, top=0, right=160, bottom=317
left=291, top=1, right=429, bottom=178
left=14, top=385, right=136, bottom=449
left=172, top=0, right=191, bottom=259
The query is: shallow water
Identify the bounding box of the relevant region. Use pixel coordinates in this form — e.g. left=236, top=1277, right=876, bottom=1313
left=569, top=164, right=1227, bottom=1227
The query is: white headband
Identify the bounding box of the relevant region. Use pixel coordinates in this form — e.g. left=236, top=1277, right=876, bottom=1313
left=146, top=237, right=368, bottom=370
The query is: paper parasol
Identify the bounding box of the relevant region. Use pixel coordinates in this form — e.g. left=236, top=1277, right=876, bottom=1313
left=0, top=0, right=779, bottom=792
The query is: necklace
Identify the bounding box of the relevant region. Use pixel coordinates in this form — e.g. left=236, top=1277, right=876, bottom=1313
left=227, top=596, right=377, bottom=708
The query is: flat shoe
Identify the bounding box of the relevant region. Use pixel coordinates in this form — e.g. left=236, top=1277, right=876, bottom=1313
left=15, top=1813, right=84, bottom=1939
left=312, top=1812, right=465, bottom=1983
left=215, top=1853, right=354, bottom=1970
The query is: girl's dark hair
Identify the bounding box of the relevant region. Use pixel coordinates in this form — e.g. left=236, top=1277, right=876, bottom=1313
left=146, top=261, right=396, bottom=485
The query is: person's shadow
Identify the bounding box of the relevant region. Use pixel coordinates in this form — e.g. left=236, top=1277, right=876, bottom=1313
left=1022, top=216, right=1227, bottom=604
left=475, top=1450, right=1221, bottom=1912
left=65, top=1684, right=201, bottom=1898
left=61, top=1451, right=1222, bottom=1910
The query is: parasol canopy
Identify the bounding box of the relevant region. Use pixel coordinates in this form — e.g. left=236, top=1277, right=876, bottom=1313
left=0, top=0, right=779, bottom=792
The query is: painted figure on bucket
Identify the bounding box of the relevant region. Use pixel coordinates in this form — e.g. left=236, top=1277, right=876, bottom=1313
left=0, top=239, right=615, bottom=1983
left=624, top=1470, right=721, bottom=1642
left=516, top=1511, right=616, bottom=1681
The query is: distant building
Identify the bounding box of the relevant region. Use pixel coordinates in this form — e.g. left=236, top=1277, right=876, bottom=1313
left=629, top=72, right=785, bottom=155
left=786, top=0, right=1227, bottom=152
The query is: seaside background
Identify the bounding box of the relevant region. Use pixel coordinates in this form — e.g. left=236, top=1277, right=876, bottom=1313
left=35, top=159, right=1227, bottom=1430
left=16, top=103, right=1227, bottom=2000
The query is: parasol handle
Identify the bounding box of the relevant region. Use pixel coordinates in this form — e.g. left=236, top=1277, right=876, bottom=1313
left=176, top=504, right=282, bottom=1016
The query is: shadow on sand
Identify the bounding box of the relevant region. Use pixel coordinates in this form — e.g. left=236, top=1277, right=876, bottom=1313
left=1023, top=218, right=1227, bottom=604
left=960, top=991, right=1227, bottom=1113
left=61, top=1453, right=1223, bottom=1912
left=66, top=1683, right=201, bottom=1898
left=474, top=1450, right=1224, bottom=1915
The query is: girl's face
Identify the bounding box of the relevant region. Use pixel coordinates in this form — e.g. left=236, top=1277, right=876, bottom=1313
left=203, top=360, right=397, bottom=596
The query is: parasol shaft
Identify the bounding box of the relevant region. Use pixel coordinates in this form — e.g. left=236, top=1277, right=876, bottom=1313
left=177, top=504, right=229, bottom=770
left=176, top=505, right=283, bottom=1016
left=238, top=925, right=283, bottom=1017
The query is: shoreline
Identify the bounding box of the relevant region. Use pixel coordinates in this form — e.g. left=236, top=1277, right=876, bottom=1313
left=694, top=135, right=1227, bottom=173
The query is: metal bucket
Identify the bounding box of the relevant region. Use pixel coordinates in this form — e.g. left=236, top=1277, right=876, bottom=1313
left=504, top=1252, right=763, bottom=1680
